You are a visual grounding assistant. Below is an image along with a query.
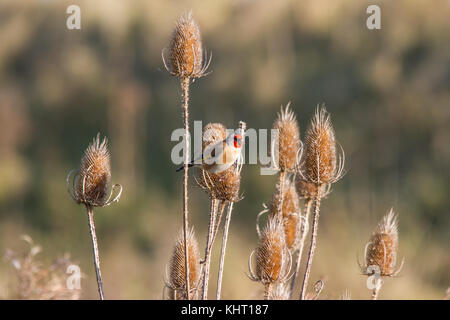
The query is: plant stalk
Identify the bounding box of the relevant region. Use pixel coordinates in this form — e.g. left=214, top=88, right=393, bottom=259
left=289, top=198, right=312, bottom=297
left=299, top=186, right=322, bottom=300
left=86, top=205, right=104, bottom=300
left=216, top=202, right=234, bottom=300
left=181, top=76, right=191, bottom=299
left=201, top=198, right=218, bottom=299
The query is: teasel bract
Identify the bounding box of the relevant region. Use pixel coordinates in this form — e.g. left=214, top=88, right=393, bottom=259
left=248, top=216, right=292, bottom=300
left=163, top=11, right=211, bottom=299
left=360, top=208, right=404, bottom=300
left=165, top=228, right=201, bottom=300
left=66, top=133, right=122, bottom=300
left=195, top=121, right=245, bottom=299
left=297, top=105, right=345, bottom=300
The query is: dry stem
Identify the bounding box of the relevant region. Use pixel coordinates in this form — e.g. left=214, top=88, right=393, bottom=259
left=289, top=198, right=312, bottom=297
left=86, top=205, right=104, bottom=300
left=181, top=76, right=191, bottom=299
left=299, top=186, right=322, bottom=300
left=216, top=202, right=234, bottom=300
left=201, top=198, right=218, bottom=299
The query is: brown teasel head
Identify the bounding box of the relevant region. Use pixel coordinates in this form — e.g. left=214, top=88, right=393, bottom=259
left=167, top=228, right=200, bottom=300
left=302, top=105, right=343, bottom=185
left=76, top=134, right=111, bottom=206
left=270, top=179, right=301, bottom=250
left=250, top=216, right=290, bottom=285
left=364, top=209, right=401, bottom=277
left=165, top=12, right=210, bottom=79
left=197, top=166, right=241, bottom=202
left=272, top=103, right=301, bottom=172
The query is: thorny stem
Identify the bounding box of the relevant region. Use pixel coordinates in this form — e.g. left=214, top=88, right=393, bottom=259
left=264, top=283, right=273, bottom=300
left=181, top=76, right=191, bottom=299
left=86, top=205, right=104, bottom=300
left=211, top=201, right=227, bottom=248
left=202, top=198, right=218, bottom=300
left=299, top=186, right=322, bottom=300
left=289, top=199, right=313, bottom=297
left=216, top=202, right=234, bottom=300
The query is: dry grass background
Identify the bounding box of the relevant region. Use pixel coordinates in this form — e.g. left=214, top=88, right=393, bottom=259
left=0, top=0, right=449, bottom=299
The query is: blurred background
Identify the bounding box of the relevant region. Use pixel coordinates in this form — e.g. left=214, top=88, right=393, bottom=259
left=0, top=0, right=449, bottom=299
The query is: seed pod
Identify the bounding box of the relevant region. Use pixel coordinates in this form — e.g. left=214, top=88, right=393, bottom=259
left=270, top=180, right=300, bottom=250
left=169, top=12, right=203, bottom=78
left=168, top=229, right=200, bottom=300
left=273, top=103, right=300, bottom=172
left=76, top=134, right=111, bottom=206
left=197, top=166, right=241, bottom=202
left=365, top=209, right=399, bottom=276
left=303, top=105, right=337, bottom=185
left=255, top=217, right=289, bottom=284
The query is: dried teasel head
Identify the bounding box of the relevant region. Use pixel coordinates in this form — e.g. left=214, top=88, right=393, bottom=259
left=362, top=208, right=404, bottom=277
left=300, top=105, right=344, bottom=186
left=166, top=228, right=201, bottom=300
left=248, top=216, right=291, bottom=285
left=272, top=103, right=301, bottom=172
left=197, top=165, right=242, bottom=202
left=270, top=179, right=301, bottom=251
left=163, top=12, right=211, bottom=79
left=67, top=133, right=122, bottom=208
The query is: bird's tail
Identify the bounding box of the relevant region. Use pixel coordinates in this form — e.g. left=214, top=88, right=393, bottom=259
left=175, top=163, right=195, bottom=172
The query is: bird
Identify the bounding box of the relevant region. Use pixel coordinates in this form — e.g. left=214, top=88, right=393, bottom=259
left=176, top=131, right=244, bottom=174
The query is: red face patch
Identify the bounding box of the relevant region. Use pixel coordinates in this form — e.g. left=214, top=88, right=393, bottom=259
left=233, top=134, right=242, bottom=148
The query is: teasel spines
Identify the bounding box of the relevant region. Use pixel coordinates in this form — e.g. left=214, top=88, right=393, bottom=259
left=78, top=134, right=111, bottom=205
left=167, top=228, right=201, bottom=300
left=273, top=103, right=301, bottom=172
left=270, top=180, right=301, bottom=250
left=163, top=12, right=211, bottom=79
left=363, top=208, right=403, bottom=277
left=249, top=216, right=291, bottom=285
left=67, top=133, right=122, bottom=208
left=301, top=105, right=344, bottom=185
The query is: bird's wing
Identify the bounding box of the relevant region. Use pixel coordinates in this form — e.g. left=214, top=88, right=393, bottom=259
left=191, top=140, right=225, bottom=164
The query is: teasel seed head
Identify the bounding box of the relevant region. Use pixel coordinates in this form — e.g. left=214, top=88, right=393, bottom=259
left=163, top=12, right=211, bottom=79
left=270, top=179, right=301, bottom=250
left=273, top=103, right=301, bottom=172
left=167, top=228, right=200, bottom=300
left=362, top=208, right=404, bottom=277
left=248, top=216, right=291, bottom=285
left=301, top=105, right=345, bottom=185
left=66, top=133, right=122, bottom=208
